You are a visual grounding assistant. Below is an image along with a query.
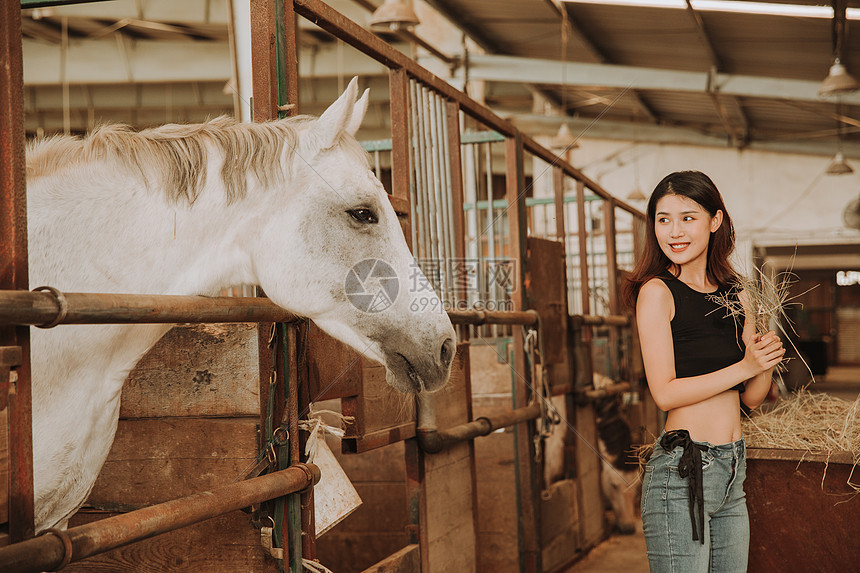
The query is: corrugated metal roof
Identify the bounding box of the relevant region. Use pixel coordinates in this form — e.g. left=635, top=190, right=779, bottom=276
left=427, top=0, right=860, bottom=155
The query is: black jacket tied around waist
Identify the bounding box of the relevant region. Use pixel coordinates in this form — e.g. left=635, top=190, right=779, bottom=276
left=661, top=429, right=708, bottom=544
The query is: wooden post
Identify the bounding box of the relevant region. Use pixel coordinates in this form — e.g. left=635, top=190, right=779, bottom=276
left=0, top=2, right=35, bottom=544
left=575, top=181, right=591, bottom=317
left=281, top=0, right=299, bottom=116
left=603, top=199, right=620, bottom=376
left=389, top=68, right=411, bottom=204
left=553, top=166, right=566, bottom=242
left=603, top=198, right=618, bottom=315
left=250, top=0, right=278, bottom=122
left=505, top=133, right=542, bottom=573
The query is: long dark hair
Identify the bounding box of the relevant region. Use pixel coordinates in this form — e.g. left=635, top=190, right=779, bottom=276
left=623, top=171, right=739, bottom=309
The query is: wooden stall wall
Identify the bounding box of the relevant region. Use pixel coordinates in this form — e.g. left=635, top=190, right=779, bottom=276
left=65, top=323, right=278, bottom=572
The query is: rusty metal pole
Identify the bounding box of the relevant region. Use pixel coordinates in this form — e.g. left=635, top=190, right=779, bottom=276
left=281, top=0, right=299, bottom=116
left=389, top=68, right=411, bottom=205
left=505, top=132, right=542, bottom=573
left=603, top=198, right=620, bottom=376
left=0, top=463, right=320, bottom=573
left=0, top=2, right=35, bottom=543
left=575, top=180, right=591, bottom=317
left=553, top=166, right=566, bottom=243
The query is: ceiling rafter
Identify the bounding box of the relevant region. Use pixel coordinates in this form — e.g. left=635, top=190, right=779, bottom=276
left=546, top=0, right=661, bottom=123
left=684, top=0, right=750, bottom=147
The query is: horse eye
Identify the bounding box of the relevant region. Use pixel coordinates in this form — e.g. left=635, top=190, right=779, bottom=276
left=347, top=208, right=378, bottom=224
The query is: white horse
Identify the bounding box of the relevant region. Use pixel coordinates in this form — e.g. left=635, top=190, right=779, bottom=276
left=25, top=78, right=456, bottom=532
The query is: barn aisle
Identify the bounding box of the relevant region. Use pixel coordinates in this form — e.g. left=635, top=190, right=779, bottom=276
left=563, top=527, right=648, bottom=573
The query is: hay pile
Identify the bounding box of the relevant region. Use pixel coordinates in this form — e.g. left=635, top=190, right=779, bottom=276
left=742, top=388, right=860, bottom=457
left=743, top=388, right=860, bottom=495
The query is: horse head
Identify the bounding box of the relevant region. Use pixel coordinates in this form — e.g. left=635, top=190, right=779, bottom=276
left=253, top=78, right=456, bottom=394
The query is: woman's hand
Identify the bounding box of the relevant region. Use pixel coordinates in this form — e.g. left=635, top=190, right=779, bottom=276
left=743, top=330, right=785, bottom=376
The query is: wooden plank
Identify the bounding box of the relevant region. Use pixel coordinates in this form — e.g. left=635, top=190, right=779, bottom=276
left=318, top=533, right=411, bottom=573
left=389, top=68, right=411, bottom=204
left=307, top=322, right=363, bottom=402
left=342, top=363, right=416, bottom=453
left=427, top=343, right=469, bottom=429
left=64, top=510, right=280, bottom=573
left=472, top=417, right=518, bottom=573
left=424, top=442, right=476, bottom=573
left=362, top=544, right=420, bottom=573
left=86, top=418, right=259, bottom=510
left=747, top=447, right=856, bottom=465
left=422, top=344, right=477, bottom=572
left=525, top=237, right=569, bottom=366
left=120, top=323, right=261, bottom=419
left=317, top=439, right=411, bottom=571
left=540, top=479, right=580, bottom=571
left=574, top=404, right=605, bottom=550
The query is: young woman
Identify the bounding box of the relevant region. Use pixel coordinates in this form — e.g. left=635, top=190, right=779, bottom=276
left=625, top=171, right=784, bottom=572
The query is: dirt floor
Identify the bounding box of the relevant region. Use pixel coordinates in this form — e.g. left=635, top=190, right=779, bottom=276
left=563, top=525, right=648, bottom=573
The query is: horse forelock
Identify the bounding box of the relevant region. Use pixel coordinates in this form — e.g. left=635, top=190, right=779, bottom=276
left=25, top=115, right=340, bottom=205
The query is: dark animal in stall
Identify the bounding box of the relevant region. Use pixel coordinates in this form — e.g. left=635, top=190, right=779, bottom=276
left=594, top=375, right=640, bottom=535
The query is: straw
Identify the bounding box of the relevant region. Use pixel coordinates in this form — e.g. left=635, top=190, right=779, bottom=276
left=743, top=388, right=860, bottom=495
left=706, top=263, right=817, bottom=392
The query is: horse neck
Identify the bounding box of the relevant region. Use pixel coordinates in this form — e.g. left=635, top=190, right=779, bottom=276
left=27, top=161, right=279, bottom=400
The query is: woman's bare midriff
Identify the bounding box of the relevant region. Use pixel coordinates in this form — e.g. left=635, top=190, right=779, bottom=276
left=664, top=390, right=743, bottom=444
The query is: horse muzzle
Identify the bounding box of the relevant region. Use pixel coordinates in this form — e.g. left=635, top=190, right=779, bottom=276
left=384, top=335, right=455, bottom=394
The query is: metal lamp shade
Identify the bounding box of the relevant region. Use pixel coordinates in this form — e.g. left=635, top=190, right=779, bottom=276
left=370, top=0, right=420, bottom=32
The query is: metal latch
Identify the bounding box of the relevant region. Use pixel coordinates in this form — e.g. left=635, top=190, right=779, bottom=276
left=0, top=346, right=23, bottom=410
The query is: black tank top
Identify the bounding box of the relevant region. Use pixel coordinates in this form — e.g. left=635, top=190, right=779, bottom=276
left=658, top=274, right=745, bottom=392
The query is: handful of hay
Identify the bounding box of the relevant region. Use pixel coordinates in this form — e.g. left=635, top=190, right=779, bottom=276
left=707, top=265, right=816, bottom=389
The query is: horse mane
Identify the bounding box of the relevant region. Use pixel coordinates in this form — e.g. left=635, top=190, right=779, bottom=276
left=26, top=115, right=364, bottom=205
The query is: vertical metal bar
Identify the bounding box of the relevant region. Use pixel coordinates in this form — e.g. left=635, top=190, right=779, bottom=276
left=281, top=0, right=299, bottom=116
left=389, top=68, right=411, bottom=203
left=285, top=323, right=303, bottom=572
left=575, top=181, right=591, bottom=316
left=435, top=94, right=454, bottom=301
left=0, top=2, right=34, bottom=543
left=421, top=87, right=441, bottom=287
left=427, top=89, right=446, bottom=300
left=504, top=133, right=541, bottom=573
left=409, top=80, right=422, bottom=257
left=408, top=80, right=423, bottom=257
left=430, top=91, right=454, bottom=304
left=604, top=198, right=618, bottom=315
left=438, top=95, right=456, bottom=302
left=633, top=214, right=645, bottom=262
left=411, top=81, right=426, bottom=261
left=250, top=0, right=278, bottom=121
left=553, top=167, right=566, bottom=242
left=484, top=142, right=497, bottom=337
left=426, top=91, right=445, bottom=299
left=446, top=101, right=466, bottom=310
left=603, top=198, right=620, bottom=377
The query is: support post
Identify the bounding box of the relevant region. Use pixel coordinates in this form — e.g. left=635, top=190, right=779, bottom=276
left=505, top=133, right=541, bottom=573
left=575, top=181, right=591, bottom=317
left=389, top=68, right=411, bottom=203
left=0, top=2, right=34, bottom=544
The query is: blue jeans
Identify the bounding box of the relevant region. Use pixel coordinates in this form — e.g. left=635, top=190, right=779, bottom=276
left=641, top=432, right=749, bottom=572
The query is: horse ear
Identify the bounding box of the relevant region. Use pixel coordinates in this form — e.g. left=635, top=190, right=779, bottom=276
left=314, top=77, right=360, bottom=150
left=344, top=88, right=370, bottom=137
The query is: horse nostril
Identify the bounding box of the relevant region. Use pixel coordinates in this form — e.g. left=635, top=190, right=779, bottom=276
left=440, top=337, right=455, bottom=368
